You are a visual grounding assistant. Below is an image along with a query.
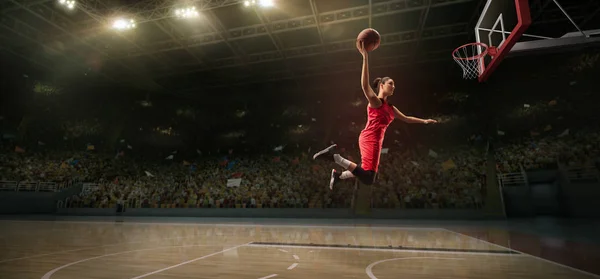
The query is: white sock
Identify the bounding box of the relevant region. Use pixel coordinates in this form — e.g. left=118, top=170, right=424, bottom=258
left=333, top=154, right=351, bottom=169
left=339, top=170, right=355, bottom=180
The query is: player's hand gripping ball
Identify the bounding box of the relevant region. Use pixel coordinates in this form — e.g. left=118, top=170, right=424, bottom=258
left=356, top=28, right=381, bottom=52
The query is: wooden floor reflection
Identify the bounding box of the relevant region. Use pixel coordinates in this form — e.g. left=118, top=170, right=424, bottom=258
left=0, top=220, right=597, bottom=279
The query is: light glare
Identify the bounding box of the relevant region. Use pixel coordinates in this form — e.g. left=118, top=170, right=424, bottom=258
left=58, top=0, right=75, bottom=9
left=175, top=6, right=199, bottom=18
left=259, top=0, right=274, bottom=7
left=112, top=18, right=136, bottom=30
left=244, top=0, right=274, bottom=8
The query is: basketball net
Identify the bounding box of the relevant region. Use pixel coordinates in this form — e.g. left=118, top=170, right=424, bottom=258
left=452, top=42, right=497, bottom=80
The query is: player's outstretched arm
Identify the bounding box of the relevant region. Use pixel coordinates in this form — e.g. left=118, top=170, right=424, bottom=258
left=393, top=106, right=437, bottom=124
left=357, top=41, right=382, bottom=108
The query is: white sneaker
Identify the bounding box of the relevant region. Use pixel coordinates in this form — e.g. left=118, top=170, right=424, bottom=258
left=313, top=144, right=337, bottom=161
left=329, top=169, right=340, bottom=190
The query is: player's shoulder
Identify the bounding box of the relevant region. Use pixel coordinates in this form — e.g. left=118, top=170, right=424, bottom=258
left=379, top=98, right=392, bottom=106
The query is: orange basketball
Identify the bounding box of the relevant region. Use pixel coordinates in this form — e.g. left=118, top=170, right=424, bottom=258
left=356, top=28, right=381, bottom=52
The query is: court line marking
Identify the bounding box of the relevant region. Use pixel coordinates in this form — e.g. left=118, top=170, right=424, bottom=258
left=0, top=219, right=446, bottom=231
left=251, top=242, right=518, bottom=254
left=443, top=229, right=600, bottom=278
left=278, top=249, right=289, bottom=253
left=129, top=242, right=251, bottom=279
left=293, top=254, right=300, bottom=260
left=249, top=243, right=524, bottom=257
left=0, top=235, right=205, bottom=263
left=40, top=242, right=247, bottom=279
left=1, top=247, right=99, bottom=263
left=365, top=257, right=464, bottom=279
left=258, top=274, right=278, bottom=279
left=287, top=263, right=299, bottom=270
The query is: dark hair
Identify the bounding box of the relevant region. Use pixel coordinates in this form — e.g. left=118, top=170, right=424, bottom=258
left=372, top=77, right=391, bottom=93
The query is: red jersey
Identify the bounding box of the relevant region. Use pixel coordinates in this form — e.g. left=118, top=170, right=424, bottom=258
left=358, top=99, right=395, bottom=172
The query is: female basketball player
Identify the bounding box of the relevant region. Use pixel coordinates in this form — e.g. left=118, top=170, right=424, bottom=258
left=313, top=41, right=437, bottom=189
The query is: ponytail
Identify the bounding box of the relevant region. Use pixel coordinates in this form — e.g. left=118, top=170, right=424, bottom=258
left=372, top=77, right=382, bottom=93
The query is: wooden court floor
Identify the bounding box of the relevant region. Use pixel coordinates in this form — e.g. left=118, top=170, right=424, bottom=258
left=0, top=219, right=598, bottom=279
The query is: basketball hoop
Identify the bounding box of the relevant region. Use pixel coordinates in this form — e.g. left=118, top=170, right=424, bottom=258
left=452, top=42, right=497, bottom=80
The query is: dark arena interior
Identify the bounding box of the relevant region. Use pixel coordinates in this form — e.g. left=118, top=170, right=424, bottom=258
left=1, top=0, right=600, bottom=278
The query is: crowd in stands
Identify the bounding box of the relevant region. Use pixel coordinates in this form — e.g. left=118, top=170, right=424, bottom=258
left=1, top=139, right=488, bottom=209
left=3, top=121, right=599, bottom=211
left=3, top=97, right=598, bottom=211
left=495, top=129, right=600, bottom=173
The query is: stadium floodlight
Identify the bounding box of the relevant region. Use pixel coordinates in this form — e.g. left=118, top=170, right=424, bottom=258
left=58, top=0, right=76, bottom=10
left=112, top=18, right=136, bottom=31
left=175, top=6, right=199, bottom=18
left=259, top=0, right=274, bottom=7
left=244, top=0, right=274, bottom=8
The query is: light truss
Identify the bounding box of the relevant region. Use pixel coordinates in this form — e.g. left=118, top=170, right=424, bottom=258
left=412, top=0, right=434, bottom=60
left=153, top=23, right=468, bottom=77
left=82, top=0, right=175, bottom=70
left=178, top=49, right=452, bottom=92
left=1, top=0, right=53, bottom=13
left=0, top=40, right=54, bottom=72
left=2, top=0, right=475, bottom=88
left=204, top=10, right=251, bottom=66
left=153, top=20, right=207, bottom=66
left=252, top=7, right=300, bottom=87
left=110, top=0, right=474, bottom=59
left=46, top=0, right=474, bottom=50
left=308, top=0, right=326, bottom=51
left=0, top=15, right=119, bottom=83
left=106, top=0, right=242, bottom=24
left=368, top=0, right=373, bottom=27
left=6, top=0, right=164, bottom=91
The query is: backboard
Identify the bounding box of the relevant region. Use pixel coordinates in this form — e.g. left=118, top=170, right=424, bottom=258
left=474, top=0, right=531, bottom=82
left=453, top=0, right=600, bottom=82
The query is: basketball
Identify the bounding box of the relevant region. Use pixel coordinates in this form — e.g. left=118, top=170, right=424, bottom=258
left=356, top=28, right=381, bottom=52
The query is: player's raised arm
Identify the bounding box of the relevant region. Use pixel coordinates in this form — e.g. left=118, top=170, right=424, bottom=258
left=357, top=41, right=382, bottom=108
left=392, top=106, right=437, bottom=124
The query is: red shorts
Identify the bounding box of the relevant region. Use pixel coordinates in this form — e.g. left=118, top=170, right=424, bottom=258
left=358, top=133, right=382, bottom=172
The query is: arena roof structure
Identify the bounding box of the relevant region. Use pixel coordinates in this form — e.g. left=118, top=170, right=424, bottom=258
left=1, top=0, right=599, bottom=94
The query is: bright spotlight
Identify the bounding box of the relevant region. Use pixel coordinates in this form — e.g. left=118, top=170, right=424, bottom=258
left=58, top=0, right=76, bottom=10
left=244, top=0, right=274, bottom=8
left=259, top=0, right=274, bottom=7
left=112, top=18, right=136, bottom=31
left=175, top=6, right=199, bottom=18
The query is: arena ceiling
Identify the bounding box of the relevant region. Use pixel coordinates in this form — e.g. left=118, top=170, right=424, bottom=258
left=1, top=0, right=599, bottom=94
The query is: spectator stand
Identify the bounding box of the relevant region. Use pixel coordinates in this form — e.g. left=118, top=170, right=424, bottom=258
left=561, top=163, right=599, bottom=183
left=496, top=164, right=529, bottom=188
left=0, top=180, right=67, bottom=192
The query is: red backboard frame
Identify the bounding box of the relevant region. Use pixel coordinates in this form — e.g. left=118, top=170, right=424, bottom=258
left=476, top=0, right=532, bottom=82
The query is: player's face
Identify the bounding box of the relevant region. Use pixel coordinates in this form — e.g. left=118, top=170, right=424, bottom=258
left=381, top=79, right=395, bottom=96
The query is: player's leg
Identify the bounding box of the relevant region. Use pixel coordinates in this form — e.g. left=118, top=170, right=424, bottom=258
left=321, top=139, right=378, bottom=189
left=350, top=138, right=379, bottom=185
left=328, top=169, right=357, bottom=190
left=331, top=165, right=376, bottom=187
left=314, top=144, right=359, bottom=190
left=313, top=144, right=358, bottom=170
left=350, top=166, right=376, bottom=185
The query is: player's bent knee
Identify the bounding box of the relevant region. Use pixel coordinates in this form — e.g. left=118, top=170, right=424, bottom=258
left=352, top=167, right=377, bottom=185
